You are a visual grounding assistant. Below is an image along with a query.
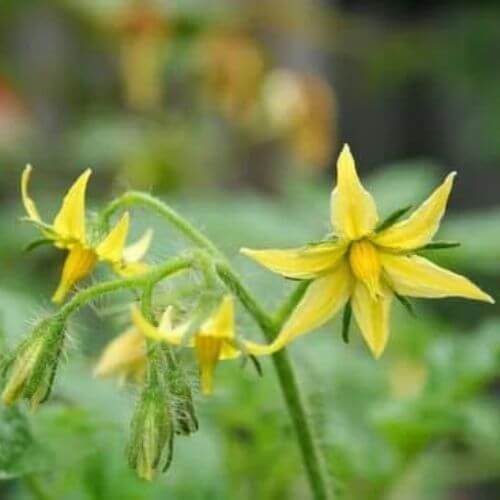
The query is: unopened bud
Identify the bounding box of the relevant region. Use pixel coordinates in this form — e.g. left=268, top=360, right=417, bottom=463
left=1, top=317, right=65, bottom=410
left=127, top=382, right=173, bottom=480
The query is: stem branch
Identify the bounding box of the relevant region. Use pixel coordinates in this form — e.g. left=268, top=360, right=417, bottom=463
left=101, top=193, right=334, bottom=499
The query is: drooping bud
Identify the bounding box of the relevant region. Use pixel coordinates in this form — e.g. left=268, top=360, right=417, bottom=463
left=2, top=316, right=66, bottom=410
left=127, top=358, right=173, bottom=481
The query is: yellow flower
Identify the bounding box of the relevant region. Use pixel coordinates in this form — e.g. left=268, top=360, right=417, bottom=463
left=21, top=166, right=152, bottom=303
left=132, top=296, right=264, bottom=395
left=241, top=145, right=494, bottom=358
left=94, top=327, right=147, bottom=384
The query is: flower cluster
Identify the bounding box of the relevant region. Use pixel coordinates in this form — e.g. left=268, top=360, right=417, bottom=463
left=2, top=148, right=494, bottom=481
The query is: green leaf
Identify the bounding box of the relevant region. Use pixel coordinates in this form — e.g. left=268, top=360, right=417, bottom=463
left=342, top=302, right=352, bottom=344
left=395, top=294, right=416, bottom=317
left=375, top=205, right=412, bottom=233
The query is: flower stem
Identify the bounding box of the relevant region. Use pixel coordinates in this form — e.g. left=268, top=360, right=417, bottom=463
left=102, top=193, right=334, bottom=500
left=55, top=256, right=193, bottom=320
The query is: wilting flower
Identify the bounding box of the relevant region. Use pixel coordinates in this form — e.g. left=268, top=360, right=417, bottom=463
left=94, top=327, right=146, bottom=384
left=262, top=69, right=337, bottom=169
left=2, top=316, right=66, bottom=409
left=202, top=32, right=265, bottom=124
left=115, top=1, right=169, bottom=111
left=21, top=166, right=152, bottom=303
left=241, top=145, right=494, bottom=358
left=132, top=296, right=265, bottom=395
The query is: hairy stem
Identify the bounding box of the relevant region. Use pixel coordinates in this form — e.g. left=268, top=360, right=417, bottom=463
left=102, top=193, right=334, bottom=499
left=55, top=257, right=193, bottom=321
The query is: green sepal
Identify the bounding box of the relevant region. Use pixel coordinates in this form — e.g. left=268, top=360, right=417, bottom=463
left=375, top=205, right=412, bottom=233
left=341, top=301, right=352, bottom=344
left=24, top=239, right=53, bottom=252
left=20, top=218, right=58, bottom=238
left=306, top=233, right=339, bottom=247
left=395, top=294, right=416, bottom=318
left=248, top=355, right=263, bottom=377
left=417, top=241, right=461, bottom=251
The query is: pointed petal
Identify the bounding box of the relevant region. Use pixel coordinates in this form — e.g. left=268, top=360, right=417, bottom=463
left=52, top=245, right=97, bottom=303
left=96, top=212, right=130, bottom=263
left=331, top=144, right=378, bottom=240
left=123, top=228, right=153, bottom=263
left=94, top=328, right=146, bottom=378
left=131, top=306, right=191, bottom=345
left=158, top=306, right=174, bottom=332
left=53, top=169, right=92, bottom=244
left=373, top=172, right=456, bottom=250
left=200, top=295, right=235, bottom=339
left=241, top=242, right=347, bottom=279
left=21, top=165, right=42, bottom=222
left=249, top=261, right=352, bottom=355
left=381, top=253, right=494, bottom=303
left=352, top=281, right=393, bottom=358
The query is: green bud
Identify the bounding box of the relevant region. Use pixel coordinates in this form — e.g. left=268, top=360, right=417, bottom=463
left=1, top=317, right=65, bottom=410
left=127, top=379, right=173, bottom=480
left=159, top=345, right=198, bottom=436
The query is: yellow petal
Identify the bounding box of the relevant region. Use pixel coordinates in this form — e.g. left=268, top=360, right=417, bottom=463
left=195, top=336, right=223, bottom=395
left=131, top=306, right=190, bottom=345
left=114, top=261, right=150, bottom=277
left=249, top=261, right=352, bottom=355
left=21, top=165, right=42, bottom=222
left=352, top=281, right=393, bottom=359
left=200, top=295, right=235, bottom=339
left=331, top=144, right=378, bottom=240
left=96, top=212, right=130, bottom=263
left=53, top=169, right=92, bottom=244
left=94, top=328, right=146, bottom=379
left=381, top=253, right=494, bottom=303
left=52, top=245, right=97, bottom=303
left=372, top=172, right=456, bottom=250
left=123, top=228, right=153, bottom=263
left=240, top=242, right=347, bottom=279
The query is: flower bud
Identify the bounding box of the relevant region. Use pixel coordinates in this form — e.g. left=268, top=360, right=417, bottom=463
left=1, top=317, right=65, bottom=410
left=127, top=381, right=173, bottom=480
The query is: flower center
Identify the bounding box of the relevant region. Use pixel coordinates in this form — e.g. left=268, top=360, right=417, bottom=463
left=348, top=239, right=382, bottom=298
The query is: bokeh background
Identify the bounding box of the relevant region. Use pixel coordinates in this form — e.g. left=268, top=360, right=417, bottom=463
left=1, top=1, right=500, bottom=499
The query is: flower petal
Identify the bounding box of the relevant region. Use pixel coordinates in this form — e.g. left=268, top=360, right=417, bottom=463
left=96, top=212, right=130, bottom=263
left=247, top=261, right=352, bottom=355
left=352, top=281, right=393, bottom=359
left=381, top=253, right=494, bottom=303
left=331, top=144, right=378, bottom=240
left=131, top=305, right=190, bottom=345
left=21, top=165, right=42, bottom=222
left=241, top=242, right=347, bottom=279
left=52, top=245, right=97, bottom=303
left=200, top=295, right=235, bottom=339
left=53, top=169, right=92, bottom=244
left=373, top=172, right=456, bottom=250
left=123, top=228, right=153, bottom=263
left=94, top=328, right=146, bottom=379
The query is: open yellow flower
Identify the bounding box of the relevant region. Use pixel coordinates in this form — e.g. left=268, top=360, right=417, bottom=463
left=94, top=327, right=147, bottom=384
left=22, top=165, right=152, bottom=303
left=241, top=145, right=494, bottom=358
left=132, top=296, right=265, bottom=395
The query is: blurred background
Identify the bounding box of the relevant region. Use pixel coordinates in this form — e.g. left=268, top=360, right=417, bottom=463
left=1, top=0, right=500, bottom=499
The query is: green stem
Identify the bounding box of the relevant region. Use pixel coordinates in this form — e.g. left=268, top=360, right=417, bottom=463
left=56, top=257, right=193, bottom=320
left=102, top=193, right=334, bottom=500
